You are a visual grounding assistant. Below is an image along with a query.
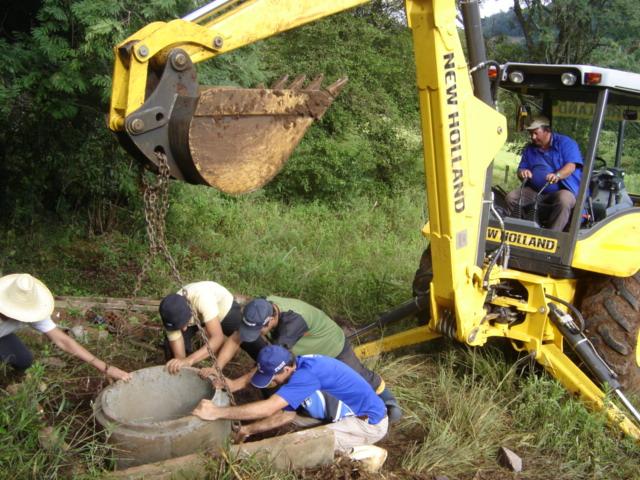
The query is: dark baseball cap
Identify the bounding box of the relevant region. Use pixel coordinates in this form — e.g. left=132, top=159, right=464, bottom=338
left=159, top=293, right=190, bottom=331
left=251, top=345, right=293, bottom=388
left=240, top=299, right=273, bottom=342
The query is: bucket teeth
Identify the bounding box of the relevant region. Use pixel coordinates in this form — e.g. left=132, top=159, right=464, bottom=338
left=326, top=77, right=349, bottom=97
left=265, top=73, right=345, bottom=95
left=288, top=74, right=307, bottom=90
left=270, top=75, right=289, bottom=89
left=306, top=74, right=324, bottom=91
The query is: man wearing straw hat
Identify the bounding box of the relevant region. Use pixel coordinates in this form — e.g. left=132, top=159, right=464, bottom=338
left=0, top=273, right=131, bottom=381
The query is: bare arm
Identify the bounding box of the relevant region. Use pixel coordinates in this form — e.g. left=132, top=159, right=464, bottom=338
left=236, top=410, right=297, bottom=442
left=215, top=331, right=242, bottom=370
left=546, top=162, right=576, bottom=183
left=192, top=393, right=288, bottom=421
left=190, top=318, right=226, bottom=363
left=168, top=336, right=187, bottom=359
left=166, top=318, right=225, bottom=374
left=45, top=327, right=131, bottom=381
left=199, top=367, right=256, bottom=393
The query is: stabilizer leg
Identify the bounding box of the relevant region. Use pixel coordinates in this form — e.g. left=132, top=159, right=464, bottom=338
left=536, top=342, right=640, bottom=439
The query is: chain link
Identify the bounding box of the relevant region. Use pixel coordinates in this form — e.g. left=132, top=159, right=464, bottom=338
left=132, top=151, right=240, bottom=431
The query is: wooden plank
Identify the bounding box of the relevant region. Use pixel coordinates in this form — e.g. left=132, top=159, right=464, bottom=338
left=55, top=293, right=252, bottom=312
left=54, top=296, right=161, bottom=312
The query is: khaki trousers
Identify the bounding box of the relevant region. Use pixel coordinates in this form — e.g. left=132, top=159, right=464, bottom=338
left=327, top=416, right=389, bottom=453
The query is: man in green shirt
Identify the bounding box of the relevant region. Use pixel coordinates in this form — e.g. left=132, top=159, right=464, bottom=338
left=228, top=296, right=401, bottom=422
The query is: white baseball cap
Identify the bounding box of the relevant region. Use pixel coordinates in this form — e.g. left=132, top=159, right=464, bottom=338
left=525, top=115, right=550, bottom=130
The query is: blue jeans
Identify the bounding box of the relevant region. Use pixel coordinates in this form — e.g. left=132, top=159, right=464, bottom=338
left=0, top=333, right=33, bottom=371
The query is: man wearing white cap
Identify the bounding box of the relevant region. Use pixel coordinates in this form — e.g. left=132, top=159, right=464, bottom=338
left=505, top=114, right=584, bottom=231
left=0, top=273, right=131, bottom=381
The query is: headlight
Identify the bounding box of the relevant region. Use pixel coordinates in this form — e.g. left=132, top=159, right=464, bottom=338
left=508, top=70, right=524, bottom=84
left=561, top=72, right=577, bottom=86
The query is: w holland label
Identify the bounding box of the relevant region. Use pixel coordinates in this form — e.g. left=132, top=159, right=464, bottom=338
left=486, top=227, right=557, bottom=253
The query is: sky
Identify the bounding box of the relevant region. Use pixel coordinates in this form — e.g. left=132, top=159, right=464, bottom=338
left=480, top=0, right=513, bottom=18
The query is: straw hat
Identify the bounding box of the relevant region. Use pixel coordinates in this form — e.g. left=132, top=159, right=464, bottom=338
left=0, top=274, right=55, bottom=323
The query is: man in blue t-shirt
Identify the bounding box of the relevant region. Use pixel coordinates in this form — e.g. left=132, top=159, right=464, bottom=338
left=505, top=115, right=583, bottom=231
left=192, top=345, right=389, bottom=452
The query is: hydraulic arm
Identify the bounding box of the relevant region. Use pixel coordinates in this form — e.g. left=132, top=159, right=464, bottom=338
left=109, top=0, right=369, bottom=193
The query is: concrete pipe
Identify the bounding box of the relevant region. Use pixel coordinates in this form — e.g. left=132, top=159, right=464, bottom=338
left=94, top=365, right=231, bottom=469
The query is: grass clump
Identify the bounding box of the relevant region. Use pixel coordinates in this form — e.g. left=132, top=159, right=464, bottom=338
left=375, top=347, right=520, bottom=476
left=371, top=345, right=640, bottom=479
left=165, top=183, right=426, bottom=322
left=512, top=376, right=640, bottom=479
left=0, top=364, right=110, bottom=479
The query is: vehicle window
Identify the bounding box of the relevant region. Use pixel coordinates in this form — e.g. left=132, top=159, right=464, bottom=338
left=553, top=100, right=640, bottom=194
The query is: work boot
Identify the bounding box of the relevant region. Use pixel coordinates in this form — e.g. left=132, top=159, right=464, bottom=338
left=378, top=387, right=402, bottom=423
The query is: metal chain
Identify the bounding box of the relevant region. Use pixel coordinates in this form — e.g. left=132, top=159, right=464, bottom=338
left=132, top=151, right=240, bottom=430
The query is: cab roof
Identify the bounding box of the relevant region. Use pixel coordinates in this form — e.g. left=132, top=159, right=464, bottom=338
left=499, top=63, right=640, bottom=105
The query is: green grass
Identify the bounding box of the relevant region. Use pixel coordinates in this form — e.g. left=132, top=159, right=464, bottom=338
left=372, top=345, right=640, bottom=479
left=626, top=173, right=640, bottom=194
left=1, top=184, right=427, bottom=325
left=0, top=363, right=113, bottom=479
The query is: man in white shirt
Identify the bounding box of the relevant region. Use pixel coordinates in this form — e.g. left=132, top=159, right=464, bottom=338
left=160, top=281, right=266, bottom=373
left=0, top=273, right=131, bottom=381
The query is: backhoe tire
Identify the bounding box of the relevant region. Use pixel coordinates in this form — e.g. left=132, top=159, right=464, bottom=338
left=579, top=272, right=640, bottom=395
left=412, top=246, right=432, bottom=324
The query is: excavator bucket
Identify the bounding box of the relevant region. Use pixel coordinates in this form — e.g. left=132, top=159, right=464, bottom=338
left=118, top=50, right=347, bottom=194
left=180, top=76, right=347, bottom=194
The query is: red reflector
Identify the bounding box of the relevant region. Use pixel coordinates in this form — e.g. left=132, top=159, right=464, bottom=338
left=488, top=65, right=498, bottom=79
left=584, top=72, right=602, bottom=85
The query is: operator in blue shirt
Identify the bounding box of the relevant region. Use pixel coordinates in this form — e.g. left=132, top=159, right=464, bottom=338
left=505, top=115, right=583, bottom=231
left=192, top=345, right=388, bottom=453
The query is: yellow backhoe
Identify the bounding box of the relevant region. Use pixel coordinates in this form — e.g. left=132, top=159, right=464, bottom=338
left=108, top=0, right=640, bottom=439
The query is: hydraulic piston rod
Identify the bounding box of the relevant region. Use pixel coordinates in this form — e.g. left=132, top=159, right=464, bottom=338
left=548, top=302, right=640, bottom=425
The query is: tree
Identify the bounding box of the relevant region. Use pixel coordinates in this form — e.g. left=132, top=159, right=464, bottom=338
left=511, top=0, right=610, bottom=63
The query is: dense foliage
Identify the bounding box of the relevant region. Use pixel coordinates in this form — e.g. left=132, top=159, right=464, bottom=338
left=0, top=0, right=196, bottom=227
left=484, top=0, right=640, bottom=67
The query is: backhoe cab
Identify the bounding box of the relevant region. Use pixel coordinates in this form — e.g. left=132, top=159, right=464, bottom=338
left=488, top=63, right=640, bottom=279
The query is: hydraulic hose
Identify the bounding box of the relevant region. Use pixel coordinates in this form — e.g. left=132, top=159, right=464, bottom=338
left=346, top=296, right=429, bottom=340
left=548, top=302, right=640, bottom=425
left=545, top=293, right=585, bottom=331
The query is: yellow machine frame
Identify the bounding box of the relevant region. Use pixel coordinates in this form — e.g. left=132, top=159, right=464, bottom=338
left=109, top=0, right=640, bottom=439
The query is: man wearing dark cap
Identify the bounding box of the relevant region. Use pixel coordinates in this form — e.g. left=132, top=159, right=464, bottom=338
left=505, top=114, right=583, bottom=231
left=159, top=281, right=265, bottom=373
left=210, top=295, right=401, bottom=422
left=193, top=345, right=389, bottom=452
